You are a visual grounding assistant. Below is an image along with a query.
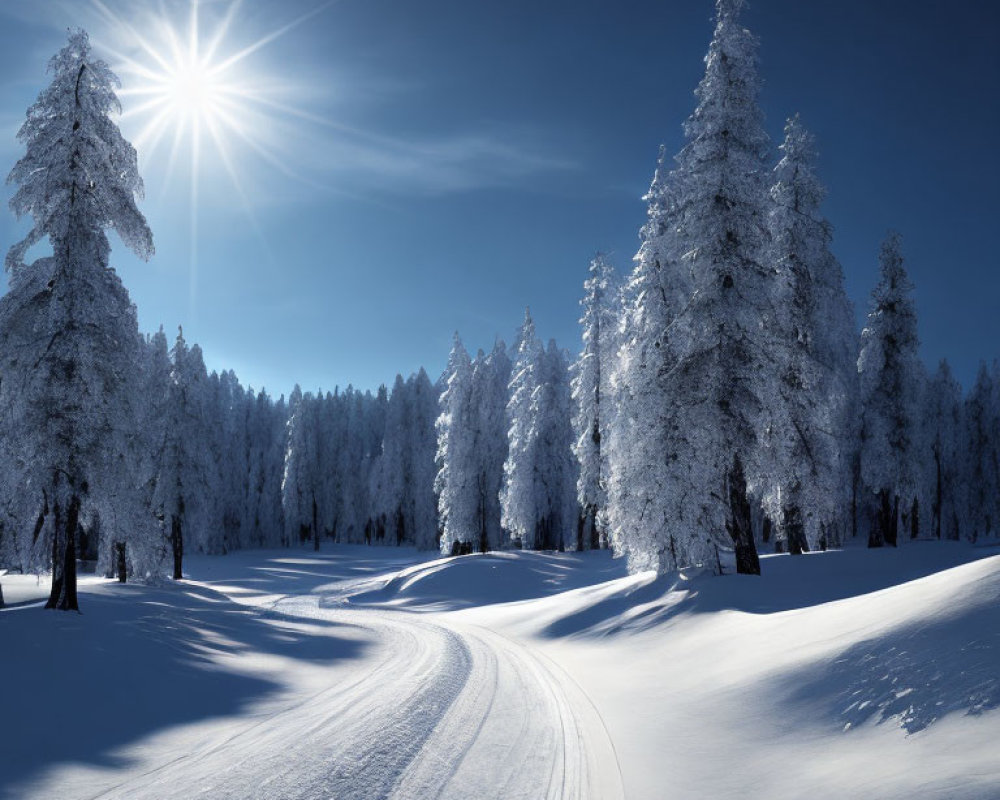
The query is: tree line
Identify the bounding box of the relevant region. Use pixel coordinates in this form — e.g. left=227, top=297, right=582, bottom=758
left=1, top=4, right=998, bottom=610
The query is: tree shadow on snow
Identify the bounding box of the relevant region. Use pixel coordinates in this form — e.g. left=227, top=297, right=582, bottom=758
left=0, top=581, right=369, bottom=798
left=772, top=589, right=1000, bottom=735
left=540, top=544, right=1000, bottom=639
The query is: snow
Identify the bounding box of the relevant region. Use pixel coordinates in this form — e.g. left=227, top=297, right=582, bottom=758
left=2, top=542, right=999, bottom=799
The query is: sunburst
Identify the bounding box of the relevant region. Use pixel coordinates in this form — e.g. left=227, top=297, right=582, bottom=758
left=88, top=0, right=332, bottom=307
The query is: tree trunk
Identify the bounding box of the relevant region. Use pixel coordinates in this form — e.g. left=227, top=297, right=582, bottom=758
left=870, top=488, right=889, bottom=548
left=46, top=494, right=81, bottom=611
left=932, top=448, right=943, bottom=540
left=0, top=581, right=5, bottom=608
left=726, top=455, right=760, bottom=575
left=479, top=494, right=489, bottom=554
left=851, top=454, right=860, bottom=540
left=171, top=507, right=184, bottom=580
left=115, top=541, right=127, bottom=583
left=312, top=495, right=319, bottom=551
left=783, top=503, right=808, bottom=556
left=909, top=497, right=920, bottom=540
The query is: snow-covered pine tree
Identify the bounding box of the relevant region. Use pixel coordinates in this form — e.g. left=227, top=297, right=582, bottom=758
left=0, top=30, right=153, bottom=609
left=535, top=340, right=578, bottom=550
left=246, top=389, right=287, bottom=547
left=922, top=360, right=963, bottom=540
left=501, top=311, right=544, bottom=549
left=604, top=149, right=687, bottom=573
left=372, top=374, right=409, bottom=544
left=963, top=363, right=998, bottom=542
left=408, top=369, right=441, bottom=550
left=858, top=232, right=922, bottom=547
left=765, top=115, right=856, bottom=554
left=436, top=335, right=477, bottom=555
left=643, top=0, right=777, bottom=574
left=283, top=387, right=323, bottom=549
left=500, top=312, right=577, bottom=551
left=470, top=341, right=511, bottom=552
left=572, top=254, right=618, bottom=550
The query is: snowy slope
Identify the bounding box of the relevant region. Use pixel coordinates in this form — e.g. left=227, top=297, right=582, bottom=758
left=1, top=542, right=998, bottom=799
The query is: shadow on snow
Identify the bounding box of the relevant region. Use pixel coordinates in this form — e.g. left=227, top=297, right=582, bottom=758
left=0, top=579, right=369, bottom=798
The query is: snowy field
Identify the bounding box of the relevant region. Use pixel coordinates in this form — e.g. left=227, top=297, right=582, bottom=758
left=2, top=542, right=999, bottom=800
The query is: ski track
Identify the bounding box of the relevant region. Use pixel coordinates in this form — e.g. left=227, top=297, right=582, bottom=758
left=84, top=591, right=623, bottom=800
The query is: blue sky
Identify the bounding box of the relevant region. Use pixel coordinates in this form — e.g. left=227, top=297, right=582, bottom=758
left=0, top=0, right=997, bottom=397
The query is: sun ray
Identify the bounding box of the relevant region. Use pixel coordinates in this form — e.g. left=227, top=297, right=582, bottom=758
left=87, top=0, right=344, bottom=304
left=208, top=0, right=337, bottom=76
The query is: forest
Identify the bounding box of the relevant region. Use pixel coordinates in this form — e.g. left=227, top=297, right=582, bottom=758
left=0, top=1, right=996, bottom=613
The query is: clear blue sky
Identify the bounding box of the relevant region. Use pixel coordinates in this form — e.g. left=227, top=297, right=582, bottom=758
left=0, top=0, right=997, bottom=397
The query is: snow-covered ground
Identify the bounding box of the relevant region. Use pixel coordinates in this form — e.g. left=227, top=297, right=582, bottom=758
left=2, top=542, right=999, bottom=799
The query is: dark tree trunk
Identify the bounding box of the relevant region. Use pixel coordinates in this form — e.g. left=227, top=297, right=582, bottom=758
left=46, top=494, right=81, bottom=611
left=909, top=497, right=920, bottom=540
left=115, top=541, right=127, bottom=583
left=932, top=448, right=943, bottom=540
left=886, top=494, right=900, bottom=547
left=0, top=581, right=4, bottom=608
left=396, top=509, right=406, bottom=547
left=171, top=507, right=184, bottom=580
left=783, top=503, right=808, bottom=556
left=870, top=489, right=889, bottom=548
left=479, top=494, right=489, bottom=554
left=851, top=454, right=860, bottom=540
left=312, top=495, right=319, bottom=551
left=726, top=455, right=760, bottom=575
left=762, top=516, right=772, bottom=544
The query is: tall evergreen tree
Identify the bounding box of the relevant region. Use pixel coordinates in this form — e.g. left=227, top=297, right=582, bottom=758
left=765, top=115, right=856, bottom=553
left=436, top=335, right=477, bottom=554
left=501, top=311, right=544, bottom=549
left=633, top=0, right=776, bottom=574
left=605, top=151, right=686, bottom=573
left=0, top=30, right=153, bottom=609
left=572, top=255, right=617, bottom=550
left=470, top=342, right=511, bottom=552
left=963, top=363, right=998, bottom=542
left=858, top=233, right=922, bottom=547
left=922, top=360, right=963, bottom=541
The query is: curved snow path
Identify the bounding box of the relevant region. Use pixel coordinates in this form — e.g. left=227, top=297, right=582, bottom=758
left=91, top=594, right=623, bottom=800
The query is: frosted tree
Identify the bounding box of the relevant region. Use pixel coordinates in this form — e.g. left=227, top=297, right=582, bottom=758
left=963, top=364, right=998, bottom=541
left=470, top=342, right=511, bottom=552
left=408, top=369, right=442, bottom=550
left=152, top=331, right=216, bottom=577
left=501, top=311, right=544, bottom=549
left=765, top=115, right=856, bottom=553
left=858, top=233, right=922, bottom=547
left=922, top=360, right=963, bottom=540
left=572, top=255, right=618, bottom=550
left=624, top=0, right=776, bottom=574
left=605, top=150, right=686, bottom=573
left=534, top=340, right=578, bottom=550
left=501, top=313, right=577, bottom=550
left=372, top=375, right=410, bottom=544
left=283, top=387, right=324, bottom=548
left=0, top=30, right=153, bottom=609
left=245, top=390, right=287, bottom=547
left=436, top=335, right=477, bottom=554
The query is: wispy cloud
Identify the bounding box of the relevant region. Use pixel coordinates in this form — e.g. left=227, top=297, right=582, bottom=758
left=302, top=123, right=578, bottom=196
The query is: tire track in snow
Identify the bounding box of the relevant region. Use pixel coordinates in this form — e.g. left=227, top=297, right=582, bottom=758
left=84, top=590, right=623, bottom=800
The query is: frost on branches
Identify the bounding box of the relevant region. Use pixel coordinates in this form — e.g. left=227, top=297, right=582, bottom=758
left=571, top=255, right=617, bottom=550
left=0, top=30, right=153, bottom=610
left=764, top=115, right=856, bottom=554
left=858, top=233, right=922, bottom=547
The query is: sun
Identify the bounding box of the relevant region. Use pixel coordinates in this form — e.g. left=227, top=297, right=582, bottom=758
left=87, top=0, right=331, bottom=306
left=163, top=54, right=224, bottom=121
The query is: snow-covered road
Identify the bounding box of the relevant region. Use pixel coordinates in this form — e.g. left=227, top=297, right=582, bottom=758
left=84, top=592, right=622, bottom=800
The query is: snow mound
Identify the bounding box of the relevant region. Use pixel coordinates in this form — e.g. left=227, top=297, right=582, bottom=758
left=342, top=550, right=627, bottom=609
